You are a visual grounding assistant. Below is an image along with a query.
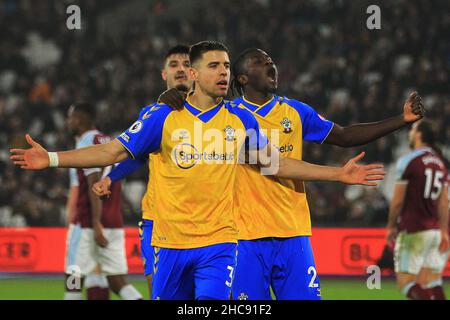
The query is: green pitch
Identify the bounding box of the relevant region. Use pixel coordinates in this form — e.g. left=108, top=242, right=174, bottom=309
left=0, top=276, right=449, bottom=300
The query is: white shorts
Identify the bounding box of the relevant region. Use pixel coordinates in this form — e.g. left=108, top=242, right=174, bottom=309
left=436, top=249, right=450, bottom=274
left=394, top=229, right=444, bottom=275
left=65, top=224, right=128, bottom=276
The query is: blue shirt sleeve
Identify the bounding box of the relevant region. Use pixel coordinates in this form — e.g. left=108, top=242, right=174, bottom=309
left=116, top=105, right=172, bottom=159
left=286, top=98, right=334, bottom=144
left=230, top=105, right=269, bottom=151
left=108, top=158, right=147, bottom=182
left=395, top=156, right=410, bottom=181
left=395, top=151, right=424, bottom=181
left=69, top=168, right=79, bottom=187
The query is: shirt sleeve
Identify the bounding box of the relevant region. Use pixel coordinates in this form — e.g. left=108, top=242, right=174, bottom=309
left=116, top=105, right=172, bottom=159
left=76, top=132, right=102, bottom=177
left=69, top=168, right=79, bottom=187
left=395, top=155, right=411, bottom=182
left=108, top=158, right=147, bottom=182
left=288, top=99, right=334, bottom=144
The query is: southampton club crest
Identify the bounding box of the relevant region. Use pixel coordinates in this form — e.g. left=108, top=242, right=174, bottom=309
left=280, top=117, right=292, bottom=133
left=224, top=125, right=236, bottom=141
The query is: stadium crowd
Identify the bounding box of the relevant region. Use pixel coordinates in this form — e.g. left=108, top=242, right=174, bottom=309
left=0, top=0, right=448, bottom=227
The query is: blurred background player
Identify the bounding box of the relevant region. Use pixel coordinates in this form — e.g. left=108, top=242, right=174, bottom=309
left=426, top=170, right=450, bottom=300
left=65, top=168, right=109, bottom=300
left=387, top=120, right=449, bottom=300
left=64, top=102, right=142, bottom=300
left=95, top=45, right=193, bottom=297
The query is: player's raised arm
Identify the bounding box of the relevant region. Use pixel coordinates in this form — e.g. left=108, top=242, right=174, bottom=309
left=239, top=106, right=385, bottom=186
left=324, top=91, right=425, bottom=147
left=10, top=134, right=129, bottom=170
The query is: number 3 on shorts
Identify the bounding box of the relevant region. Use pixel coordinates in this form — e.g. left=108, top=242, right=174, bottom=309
left=225, top=265, right=234, bottom=287
left=308, top=266, right=319, bottom=288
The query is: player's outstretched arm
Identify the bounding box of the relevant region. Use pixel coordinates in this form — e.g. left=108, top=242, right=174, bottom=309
left=325, top=91, right=424, bottom=147
left=254, top=145, right=385, bottom=185
left=10, top=134, right=129, bottom=170
left=276, top=151, right=385, bottom=185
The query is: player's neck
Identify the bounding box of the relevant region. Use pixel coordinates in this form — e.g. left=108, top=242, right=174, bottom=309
left=243, top=90, right=274, bottom=106
left=414, top=141, right=428, bottom=150
left=188, top=91, right=223, bottom=111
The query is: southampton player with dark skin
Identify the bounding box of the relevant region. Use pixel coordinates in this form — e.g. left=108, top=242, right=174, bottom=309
left=232, top=49, right=424, bottom=300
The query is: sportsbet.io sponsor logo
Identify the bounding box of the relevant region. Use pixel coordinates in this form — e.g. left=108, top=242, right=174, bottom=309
left=172, top=143, right=198, bottom=169
left=274, top=144, right=294, bottom=153
left=172, top=143, right=234, bottom=169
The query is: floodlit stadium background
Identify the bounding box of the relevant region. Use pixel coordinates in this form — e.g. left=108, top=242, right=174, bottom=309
left=0, top=0, right=449, bottom=299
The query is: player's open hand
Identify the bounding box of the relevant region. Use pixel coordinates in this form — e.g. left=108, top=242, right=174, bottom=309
left=339, top=152, right=385, bottom=186
left=158, top=88, right=186, bottom=110
left=439, top=232, right=449, bottom=254
left=403, top=91, right=424, bottom=123
left=10, top=134, right=50, bottom=170
left=93, top=222, right=109, bottom=248
left=92, top=176, right=112, bottom=199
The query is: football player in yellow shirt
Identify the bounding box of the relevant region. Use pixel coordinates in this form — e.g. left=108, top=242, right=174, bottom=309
left=228, top=48, right=424, bottom=300
left=11, top=41, right=385, bottom=300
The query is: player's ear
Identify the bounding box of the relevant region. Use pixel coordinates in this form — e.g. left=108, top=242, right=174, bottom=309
left=190, top=67, right=199, bottom=81
left=237, top=74, right=248, bottom=86
left=161, top=69, right=167, bottom=81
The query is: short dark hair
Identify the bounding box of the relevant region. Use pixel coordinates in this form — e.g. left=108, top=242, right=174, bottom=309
left=189, top=41, right=229, bottom=65
left=416, top=119, right=447, bottom=158
left=164, top=45, right=190, bottom=60
left=72, top=102, right=96, bottom=119
left=231, top=48, right=260, bottom=96
left=416, top=120, right=436, bottom=146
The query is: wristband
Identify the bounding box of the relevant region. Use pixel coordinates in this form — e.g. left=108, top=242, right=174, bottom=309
left=48, top=152, right=59, bottom=167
